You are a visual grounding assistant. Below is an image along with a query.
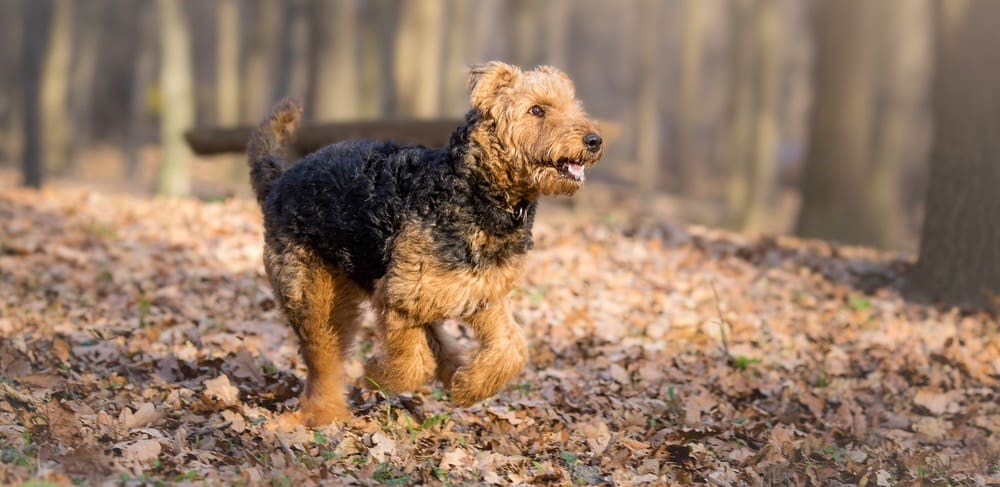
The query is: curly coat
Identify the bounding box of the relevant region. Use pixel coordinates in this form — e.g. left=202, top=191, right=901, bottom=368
left=249, top=62, right=603, bottom=426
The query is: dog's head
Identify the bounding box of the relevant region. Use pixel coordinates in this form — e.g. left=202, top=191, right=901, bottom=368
left=467, top=62, right=603, bottom=197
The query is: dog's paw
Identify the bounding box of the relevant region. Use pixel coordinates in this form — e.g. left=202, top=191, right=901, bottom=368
left=448, top=367, right=502, bottom=406
left=276, top=404, right=350, bottom=429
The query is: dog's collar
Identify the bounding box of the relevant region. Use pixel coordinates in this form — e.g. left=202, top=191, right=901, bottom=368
left=480, top=191, right=531, bottom=225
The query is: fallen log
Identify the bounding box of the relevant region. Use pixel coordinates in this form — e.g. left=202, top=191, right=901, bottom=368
left=184, top=118, right=464, bottom=156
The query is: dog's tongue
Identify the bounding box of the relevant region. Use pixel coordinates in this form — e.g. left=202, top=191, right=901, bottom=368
left=567, top=163, right=585, bottom=180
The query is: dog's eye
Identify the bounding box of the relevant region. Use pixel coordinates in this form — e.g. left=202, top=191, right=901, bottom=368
left=528, top=105, right=545, bottom=117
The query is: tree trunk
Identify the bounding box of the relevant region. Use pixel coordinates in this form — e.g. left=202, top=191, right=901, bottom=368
left=216, top=0, right=240, bottom=126
left=510, top=0, right=541, bottom=67
left=908, top=0, right=1000, bottom=309
left=125, top=5, right=155, bottom=182
left=636, top=0, right=663, bottom=205
left=308, top=0, right=360, bottom=120
left=40, top=0, right=72, bottom=175
left=1, top=1, right=26, bottom=167
left=242, top=0, right=282, bottom=121
left=868, top=0, right=931, bottom=248
left=441, top=0, right=472, bottom=115
left=364, top=0, right=400, bottom=116
left=468, top=0, right=507, bottom=63
left=725, top=0, right=754, bottom=224
left=394, top=0, right=444, bottom=117
left=67, top=1, right=101, bottom=173
left=795, top=0, right=882, bottom=245
left=674, top=0, right=706, bottom=196
left=22, top=0, right=49, bottom=188
left=741, top=0, right=782, bottom=233
left=543, top=0, right=570, bottom=68
left=155, top=0, right=195, bottom=197
left=274, top=0, right=310, bottom=102
left=216, top=0, right=244, bottom=184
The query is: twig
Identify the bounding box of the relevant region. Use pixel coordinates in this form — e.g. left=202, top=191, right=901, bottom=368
left=185, top=421, right=232, bottom=440
left=709, top=281, right=732, bottom=360
left=0, top=382, right=42, bottom=408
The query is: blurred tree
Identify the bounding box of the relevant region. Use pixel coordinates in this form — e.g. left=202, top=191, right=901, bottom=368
left=909, top=0, right=1000, bottom=309
left=636, top=0, right=663, bottom=205
left=68, top=1, right=102, bottom=172
left=726, top=0, right=754, bottom=224
left=394, top=0, right=444, bottom=116
left=242, top=0, right=282, bottom=121
left=155, top=0, right=195, bottom=197
left=442, top=0, right=472, bottom=115
left=511, top=0, right=541, bottom=67
left=361, top=0, right=400, bottom=116
left=217, top=0, right=244, bottom=183
left=308, top=0, right=360, bottom=120
left=275, top=0, right=310, bottom=103
left=468, top=0, right=507, bottom=63
left=41, top=0, right=72, bottom=175
left=869, top=0, right=931, bottom=246
left=216, top=0, right=240, bottom=127
left=543, top=0, right=570, bottom=69
left=674, top=0, right=706, bottom=196
left=22, top=0, right=49, bottom=188
left=795, top=0, right=884, bottom=246
left=740, top=0, right=782, bottom=233
left=125, top=5, right=155, bottom=182
left=0, top=1, right=24, bottom=167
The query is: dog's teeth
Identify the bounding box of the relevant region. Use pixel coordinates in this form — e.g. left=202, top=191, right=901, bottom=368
left=567, top=163, right=585, bottom=180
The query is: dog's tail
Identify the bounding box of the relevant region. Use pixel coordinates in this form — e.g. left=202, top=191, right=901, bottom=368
left=248, top=97, right=302, bottom=205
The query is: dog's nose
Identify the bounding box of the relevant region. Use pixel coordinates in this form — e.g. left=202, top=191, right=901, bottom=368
left=583, top=133, right=602, bottom=152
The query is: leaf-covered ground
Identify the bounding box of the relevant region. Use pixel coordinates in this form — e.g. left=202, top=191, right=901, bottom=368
left=0, top=188, right=997, bottom=486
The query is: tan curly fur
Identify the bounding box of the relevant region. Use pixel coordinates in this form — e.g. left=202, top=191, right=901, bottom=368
left=256, top=63, right=602, bottom=427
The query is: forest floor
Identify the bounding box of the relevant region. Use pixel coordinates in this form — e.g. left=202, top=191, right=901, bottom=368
left=0, top=188, right=997, bottom=486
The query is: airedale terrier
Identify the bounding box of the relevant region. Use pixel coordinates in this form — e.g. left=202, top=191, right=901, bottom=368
left=248, top=62, right=603, bottom=426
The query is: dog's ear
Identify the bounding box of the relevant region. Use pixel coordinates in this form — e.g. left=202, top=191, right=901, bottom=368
left=468, top=62, right=520, bottom=111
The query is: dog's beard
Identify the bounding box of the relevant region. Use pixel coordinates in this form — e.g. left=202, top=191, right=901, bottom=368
left=533, top=166, right=584, bottom=196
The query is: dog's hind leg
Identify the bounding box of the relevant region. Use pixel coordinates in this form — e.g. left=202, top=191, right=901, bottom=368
left=265, top=241, right=363, bottom=426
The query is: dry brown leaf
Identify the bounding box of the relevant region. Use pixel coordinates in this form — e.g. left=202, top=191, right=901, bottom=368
left=913, top=389, right=960, bottom=416
left=609, top=363, right=630, bottom=384
left=201, top=374, right=240, bottom=408
left=113, top=439, right=161, bottom=464
left=439, top=448, right=471, bottom=471
left=120, top=402, right=164, bottom=429
left=368, top=432, right=396, bottom=463
left=582, top=420, right=611, bottom=454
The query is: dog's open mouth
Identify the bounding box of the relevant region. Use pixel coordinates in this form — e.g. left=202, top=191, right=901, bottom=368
left=555, top=158, right=586, bottom=182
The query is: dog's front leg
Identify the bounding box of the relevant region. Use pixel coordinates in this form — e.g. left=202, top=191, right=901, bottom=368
left=364, top=308, right=438, bottom=393
left=448, top=299, right=528, bottom=406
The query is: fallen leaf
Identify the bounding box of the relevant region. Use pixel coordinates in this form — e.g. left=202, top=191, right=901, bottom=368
left=113, top=439, right=161, bottom=464
left=368, top=432, right=395, bottom=463
left=581, top=420, right=611, bottom=454
left=120, top=402, right=164, bottom=429
left=913, top=389, right=959, bottom=416
left=202, top=374, right=240, bottom=408
left=609, top=363, right=630, bottom=384
left=439, top=448, right=471, bottom=471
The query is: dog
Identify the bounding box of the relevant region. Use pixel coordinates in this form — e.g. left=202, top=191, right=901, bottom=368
left=248, top=61, right=603, bottom=426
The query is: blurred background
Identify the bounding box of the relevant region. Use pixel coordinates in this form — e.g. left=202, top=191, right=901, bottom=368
left=0, top=0, right=945, bottom=251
